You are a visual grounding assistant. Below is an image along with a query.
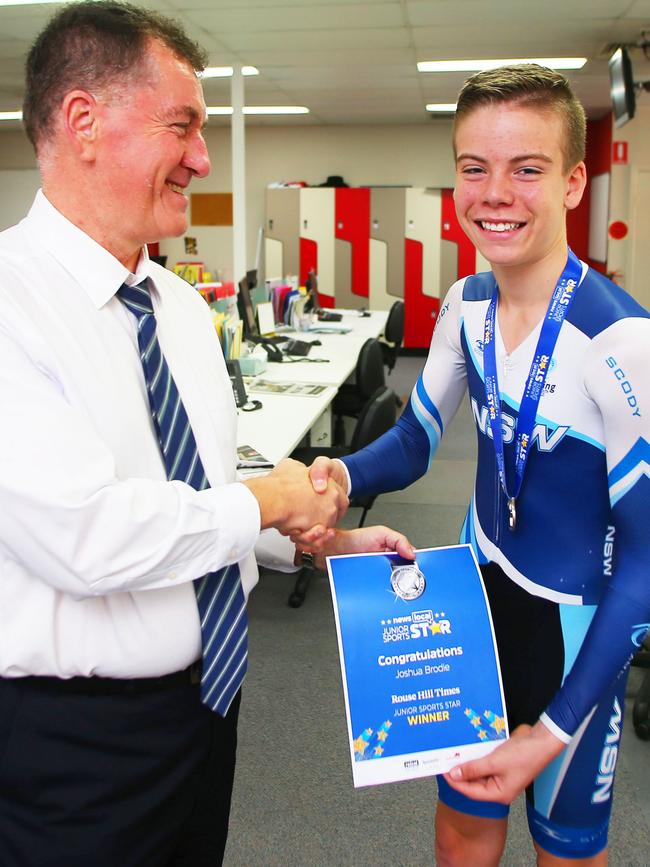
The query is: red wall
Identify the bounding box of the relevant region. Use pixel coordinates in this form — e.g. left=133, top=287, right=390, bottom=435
left=567, top=115, right=612, bottom=274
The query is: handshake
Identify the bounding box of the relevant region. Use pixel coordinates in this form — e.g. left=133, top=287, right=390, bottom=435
left=243, top=456, right=414, bottom=560
left=242, top=456, right=350, bottom=539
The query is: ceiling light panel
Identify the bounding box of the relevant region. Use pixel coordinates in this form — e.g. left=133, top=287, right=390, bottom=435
left=418, top=58, right=587, bottom=73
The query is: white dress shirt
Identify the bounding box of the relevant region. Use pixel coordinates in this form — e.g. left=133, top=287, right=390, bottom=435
left=0, top=191, right=294, bottom=679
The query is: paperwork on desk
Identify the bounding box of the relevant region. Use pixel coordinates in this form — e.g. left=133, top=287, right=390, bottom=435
left=236, top=444, right=273, bottom=475
left=327, top=544, right=508, bottom=788
left=308, top=325, right=352, bottom=334
left=248, top=379, right=328, bottom=397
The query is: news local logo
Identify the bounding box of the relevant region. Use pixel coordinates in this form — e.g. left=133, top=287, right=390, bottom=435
left=381, top=609, right=452, bottom=643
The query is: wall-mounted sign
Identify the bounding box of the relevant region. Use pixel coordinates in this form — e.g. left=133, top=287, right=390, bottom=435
left=612, top=141, right=628, bottom=165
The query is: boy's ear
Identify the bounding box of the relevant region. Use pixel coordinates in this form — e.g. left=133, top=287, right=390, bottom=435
left=60, top=90, right=100, bottom=161
left=565, top=161, right=587, bottom=211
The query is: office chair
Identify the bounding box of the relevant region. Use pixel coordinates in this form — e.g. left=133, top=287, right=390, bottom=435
left=288, top=385, right=398, bottom=608
left=380, top=300, right=405, bottom=375
left=332, top=338, right=386, bottom=446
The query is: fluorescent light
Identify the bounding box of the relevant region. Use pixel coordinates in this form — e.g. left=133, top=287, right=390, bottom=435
left=201, top=66, right=259, bottom=78
left=245, top=105, right=308, bottom=115
left=0, top=0, right=72, bottom=5
left=418, top=58, right=587, bottom=73
left=0, top=111, right=22, bottom=121
left=206, top=106, right=309, bottom=116
left=425, top=103, right=457, bottom=113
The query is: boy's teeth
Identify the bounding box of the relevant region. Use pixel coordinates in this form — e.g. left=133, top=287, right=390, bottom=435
left=167, top=183, right=183, bottom=193
left=481, top=221, right=521, bottom=232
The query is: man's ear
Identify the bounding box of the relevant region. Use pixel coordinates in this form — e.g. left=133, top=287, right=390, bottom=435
left=60, top=90, right=99, bottom=160
left=565, top=161, right=587, bottom=211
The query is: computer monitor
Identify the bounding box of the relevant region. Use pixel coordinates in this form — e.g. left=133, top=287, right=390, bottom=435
left=304, top=269, right=320, bottom=311
left=245, top=269, right=258, bottom=291
left=237, top=275, right=259, bottom=338
left=609, top=47, right=636, bottom=128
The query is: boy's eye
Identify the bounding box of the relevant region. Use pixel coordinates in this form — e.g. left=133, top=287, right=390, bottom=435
left=460, top=166, right=485, bottom=175
left=516, top=167, right=542, bottom=176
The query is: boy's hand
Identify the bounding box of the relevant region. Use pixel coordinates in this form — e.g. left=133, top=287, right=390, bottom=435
left=443, top=721, right=566, bottom=804
left=294, top=525, right=415, bottom=569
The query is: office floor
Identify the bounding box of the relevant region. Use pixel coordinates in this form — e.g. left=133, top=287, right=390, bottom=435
left=224, top=356, right=650, bottom=866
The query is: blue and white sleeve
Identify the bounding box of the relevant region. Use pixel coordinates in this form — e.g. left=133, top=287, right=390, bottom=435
left=542, top=316, right=650, bottom=740
left=342, top=282, right=468, bottom=497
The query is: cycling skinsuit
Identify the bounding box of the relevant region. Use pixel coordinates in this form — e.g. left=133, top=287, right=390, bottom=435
left=341, top=262, right=650, bottom=858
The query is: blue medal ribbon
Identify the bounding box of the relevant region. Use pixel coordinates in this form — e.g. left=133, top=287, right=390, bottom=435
left=482, top=248, right=582, bottom=531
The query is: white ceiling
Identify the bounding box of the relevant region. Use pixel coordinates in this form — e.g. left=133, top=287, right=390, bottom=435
left=1, top=0, right=649, bottom=130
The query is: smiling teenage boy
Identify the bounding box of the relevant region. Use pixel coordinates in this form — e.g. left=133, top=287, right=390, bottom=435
left=307, top=65, right=650, bottom=865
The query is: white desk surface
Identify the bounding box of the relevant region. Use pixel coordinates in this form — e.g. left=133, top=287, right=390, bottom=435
left=236, top=386, right=337, bottom=467
left=236, top=308, right=387, bottom=466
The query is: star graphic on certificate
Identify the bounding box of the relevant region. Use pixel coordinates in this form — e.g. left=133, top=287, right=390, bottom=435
left=478, top=729, right=488, bottom=741
left=490, top=715, right=506, bottom=734
left=430, top=621, right=442, bottom=634
left=374, top=746, right=384, bottom=756
left=384, top=720, right=392, bottom=728
left=471, top=716, right=481, bottom=727
left=377, top=730, right=388, bottom=742
left=353, top=736, right=368, bottom=755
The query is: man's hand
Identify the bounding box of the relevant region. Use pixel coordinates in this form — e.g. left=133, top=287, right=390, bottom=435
left=243, top=458, right=348, bottom=535
left=296, top=525, right=416, bottom=569
left=443, top=721, right=566, bottom=805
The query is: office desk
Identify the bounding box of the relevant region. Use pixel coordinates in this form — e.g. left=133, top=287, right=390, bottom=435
left=236, top=386, right=337, bottom=467
left=236, top=309, right=387, bottom=463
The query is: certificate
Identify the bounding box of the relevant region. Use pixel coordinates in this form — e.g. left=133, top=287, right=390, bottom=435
left=327, top=544, right=508, bottom=787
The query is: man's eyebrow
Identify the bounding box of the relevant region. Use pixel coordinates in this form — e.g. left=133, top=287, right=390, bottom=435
left=163, top=104, right=207, bottom=128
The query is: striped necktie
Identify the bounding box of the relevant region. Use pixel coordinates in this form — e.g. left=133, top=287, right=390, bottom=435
left=118, top=278, right=247, bottom=715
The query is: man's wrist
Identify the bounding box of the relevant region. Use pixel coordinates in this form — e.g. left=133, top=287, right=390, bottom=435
left=243, top=476, right=284, bottom=530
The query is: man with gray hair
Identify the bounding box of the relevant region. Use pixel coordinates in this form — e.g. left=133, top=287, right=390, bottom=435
left=0, top=2, right=358, bottom=863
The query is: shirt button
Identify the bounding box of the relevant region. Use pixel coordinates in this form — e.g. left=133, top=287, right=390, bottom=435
left=169, top=571, right=178, bottom=580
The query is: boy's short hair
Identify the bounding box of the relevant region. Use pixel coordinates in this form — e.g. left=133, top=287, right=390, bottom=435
left=453, top=64, right=586, bottom=172
left=23, top=0, right=208, bottom=152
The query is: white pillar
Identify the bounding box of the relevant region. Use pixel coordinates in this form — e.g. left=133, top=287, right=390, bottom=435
left=231, top=64, right=246, bottom=283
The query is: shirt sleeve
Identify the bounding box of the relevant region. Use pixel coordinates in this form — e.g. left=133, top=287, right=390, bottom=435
left=542, top=316, right=650, bottom=739
left=342, top=282, right=468, bottom=496
left=0, top=321, right=261, bottom=600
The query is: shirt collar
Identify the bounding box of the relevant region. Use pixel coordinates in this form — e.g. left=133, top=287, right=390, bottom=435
left=27, top=190, right=156, bottom=308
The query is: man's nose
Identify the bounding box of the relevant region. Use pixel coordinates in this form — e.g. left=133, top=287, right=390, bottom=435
left=185, top=133, right=211, bottom=178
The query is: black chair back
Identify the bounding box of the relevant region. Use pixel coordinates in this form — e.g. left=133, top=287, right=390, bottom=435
left=381, top=300, right=405, bottom=375
left=385, top=300, right=405, bottom=346
left=355, top=338, right=386, bottom=401
left=350, top=386, right=397, bottom=452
